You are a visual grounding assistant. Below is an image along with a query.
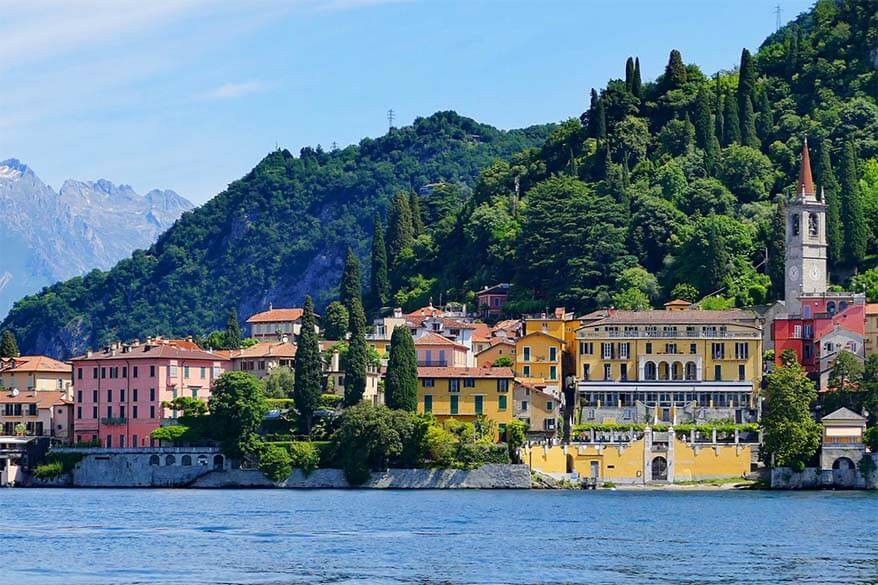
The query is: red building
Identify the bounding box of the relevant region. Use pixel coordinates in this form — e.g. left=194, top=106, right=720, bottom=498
left=771, top=139, right=866, bottom=388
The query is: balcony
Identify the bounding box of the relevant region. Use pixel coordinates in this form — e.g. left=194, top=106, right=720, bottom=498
left=100, top=417, right=127, bottom=426
left=578, top=330, right=760, bottom=340
left=418, top=360, right=448, bottom=367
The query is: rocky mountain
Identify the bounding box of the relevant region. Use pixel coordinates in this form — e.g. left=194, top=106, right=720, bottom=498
left=0, top=159, right=192, bottom=318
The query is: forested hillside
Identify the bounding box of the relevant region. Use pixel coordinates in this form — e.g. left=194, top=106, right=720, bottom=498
left=4, top=0, right=877, bottom=359
left=2, top=113, right=554, bottom=357
left=377, top=0, right=878, bottom=315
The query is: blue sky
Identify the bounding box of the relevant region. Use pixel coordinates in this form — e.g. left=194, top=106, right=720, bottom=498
left=0, top=0, right=813, bottom=204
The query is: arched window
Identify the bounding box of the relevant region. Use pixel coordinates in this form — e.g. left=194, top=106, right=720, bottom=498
left=658, top=362, right=670, bottom=381
left=213, top=454, right=225, bottom=471
left=672, top=362, right=683, bottom=381
left=165, top=454, right=176, bottom=466
left=644, top=362, right=657, bottom=381
left=181, top=455, right=192, bottom=466
left=685, top=362, right=697, bottom=381
left=808, top=213, right=819, bottom=237
left=149, top=454, right=160, bottom=466
left=827, top=301, right=837, bottom=315
left=792, top=214, right=800, bottom=236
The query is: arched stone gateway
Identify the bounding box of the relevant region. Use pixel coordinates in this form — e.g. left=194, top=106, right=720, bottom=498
left=213, top=454, right=225, bottom=471
left=149, top=454, right=160, bottom=466
left=651, top=456, right=668, bottom=481
left=832, top=457, right=857, bottom=488
left=165, top=454, right=176, bottom=466
left=181, top=455, right=192, bottom=466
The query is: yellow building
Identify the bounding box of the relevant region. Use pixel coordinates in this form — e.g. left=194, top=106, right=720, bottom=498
left=416, top=366, right=514, bottom=440
left=575, top=302, right=762, bottom=425
left=521, top=427, right=753, bottom=484
left=475, top=339, right=516, bottom=368
left=1, top=389, right=73, bottom=443
left=515, top=332, right=565, bottom=389
left=866, top=304, right=878, bottom=356
left=0, top=356, right=73, bottom=397
left=514, top=381, right=560, bottom=434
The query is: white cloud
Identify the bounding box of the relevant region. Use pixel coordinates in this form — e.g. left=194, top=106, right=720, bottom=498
left=199, top=81, right=274, bottom=100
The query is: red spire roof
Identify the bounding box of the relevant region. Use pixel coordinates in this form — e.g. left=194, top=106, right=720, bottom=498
left=799, top=138, right=815, bottom=196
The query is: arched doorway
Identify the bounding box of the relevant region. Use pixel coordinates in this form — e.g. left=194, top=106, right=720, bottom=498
left=832, top=457, right=857, bottom=488
left=213, top=454, right=225, bottom=471
left=645, top=362, right=657, bottom=380
left=651, top=456, right=668, bottom=481
left=685, top=362, right=697, bottom=381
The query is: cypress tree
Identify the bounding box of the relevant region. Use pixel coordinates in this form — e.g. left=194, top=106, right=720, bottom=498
left=705, top=135, right=721, bottom=177
left=0, top=330, right=19, bottom=358
left=632, top=57, right=642, bottom=98
left=839, top=141, right=867, bottom=267
left=785, top=27, right=798, bottom=79
left=386, top=192, right=414, bottom=268
left=595, top=97, right=607, bottom=140
left=756, top=89, right=774, bottom=142
left=737, top=48, right=756, bottom=113
left=813, top=142, right=843, bottom=268
left=662, top=49, right=687, bottom=92
left=722, top=95, right=741, bottom=146
left=369, top=214, right=390, bottom=309
left=586, top=89, right=599, bottom=137
left=706, top=221, right=730, bottom=292
left=384, top=326, right=418, bottom=411
left=225, top=308, right=241, bottom=349
left=339, top=248, right=361, bottom=313
left=713, top=75, right=724, bottom=141
left=343, top=297, right=368, bottom=407
left=740, top=95, right=761, bottom=149
left=625, top=57, right=635, bottom=93
left=408, top=191, right=424, bottom=236
left=293, top=296, right=323, bottom=433
left=693, top=87, right=713, bottom=149
left=767, top=201, right=786, bottom=298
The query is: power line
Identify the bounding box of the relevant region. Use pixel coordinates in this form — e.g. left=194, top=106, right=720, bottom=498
left=387, top=108, right=395, bottom=130
left=774, top=4, right=782, bottom=32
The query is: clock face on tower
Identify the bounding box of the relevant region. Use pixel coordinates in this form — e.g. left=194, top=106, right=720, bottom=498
left=808, top=265, right=821, bottom=282
left=789, top=266, right=800, bottom=281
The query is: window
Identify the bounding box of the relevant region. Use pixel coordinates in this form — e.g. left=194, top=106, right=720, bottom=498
left=77, top=368, right=83, bottom=380
left=77, top=406, right=82, bottom=419
left=793, top=325, right=802, bottom=338
left=107, top=389, right=112, bottom=402
left=523, top=365, right=531, bottom=377
left=735, top=343, right=749, bottom=360
left=523, top=347, right=531, bottom=362
left=150, top=405, right=155, bottom=419
left=603, top=364, right=612, bottom=381
left=582, top=364, right=590, bottom=380
left=601, top=343, right=612, bottom=359
left=620, top=364, right=628, bottom=381
left=804, top=325, right=813, bottom=339
left=106, top=436, right=112, bottom=448
left=792, top=213, right=800, bottom=236
left=119, top=406, right=125, bottom=419
left=169, top=365, right=178, bottom=378
left=422, top=378, right=435, bottom=388
left=521, top=400, right=528, bottom=412
left=133, top=366, right=138, bottom=378
left=646, top=342, right=652, bottom=354
left=689, top=343, right=697, bottom=354
left=620, top=343, right=630, bottom=359
left=200, top=367, right=206, bottom=379
left=120, top=389, right=125, bottom=402
left=497, top=379, right=509, bottom=392
left=498, top=395, right=507, bottom=411
left=549, top=347, right=558, bottom=362
left=665, top=343, right=677, bottom=354
left=808, top=212, right=819, bottom=238
left=549, top=365, right=557, bottom=380
left=133, top=406, right=138, bottom=419
left=712, top=343, right=725, bottom=359
left=463, top=378, right=475, bottom=388
left=101, top=367, right=106, bottom=379
left=149, top=388, right=156, bottom=401
left=804, top=344, right=813, bottom=360
left=424, top=395, right=432, bottom=413
left=579, top=342, right=593, bottom=355
left=133, top=389, right=138, bottom=401
left=150, top=365, right=156, bottom=377
left=450, top=395, right=459, bottom=415
left=92, top=406, right=97, bottom=418
left=184, top=366, right=190, bottom=378
left=714, top=365, right=722, bottom=381
left=106, top=406, right=112, bottom=418
left=474, top=395, right=484, bottom=414
left=191, top=388, right=198, bottom=399
left=93, top=367, right=98, bottom=379
left=122, top=366, right=127, bottom=378
left=77, top=390, right=83, bottom=403
left=738, top=365, right=746, bottom=381
left=449, top=379, right=460, bottom=393
left=546, top=400, right=554, bottom=412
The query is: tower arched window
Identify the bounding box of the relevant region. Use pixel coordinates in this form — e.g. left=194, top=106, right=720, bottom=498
left=808, top=213, right=819, bottom=238
left=792, top=214, right=800, bottom=236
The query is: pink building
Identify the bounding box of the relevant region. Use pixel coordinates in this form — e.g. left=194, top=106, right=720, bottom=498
left=72, top=340, right=230, bottom=448
left=414, top=331, right=469, bottom=367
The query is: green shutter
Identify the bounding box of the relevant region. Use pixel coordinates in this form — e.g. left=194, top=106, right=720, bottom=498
left=475, top=395, right=484, bottom=414
left=498, top=395, right=507, bottom=411
left=450, top=395, right=459, bottom=415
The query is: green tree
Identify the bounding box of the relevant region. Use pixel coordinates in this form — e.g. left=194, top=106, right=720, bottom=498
left=343, top=297, right=368, bottom=407
left=625, top=57, right=635, bottom=93
left=722, top=94, right=741, bottom=145
left=740, top=96, right=761, bottom=149
left=257, top=443, right=292, bottom=482
left=293, top=296, right=323, bottom=433
left=761, top=351, right=821, bottom=469
left=829, top=351, right=863, bottom=391
left=719, top=144, right=774, bottom=202
left=594, top=96, right=607, bottom=140
left=679, top=178, right=735, bottom=217
left=766, top=201, right=786, bottom=298
left=661, top=49, right=687, bottom=92
left=386, top=192, right=414, bottom=269
left=384, top=326, right=418, bottom=411
left=209, top=371, right=267, bottom=458
left=861, top=355, right=878, bottom=427
left=670, top=283, right=699, bottom=303
left=737, top=48, right=756, bottom=114
left=839, top=141, right=866, bottom=267
left=369, top=214, right=390, bottom=310
left=339, top=248, right=361, bottom=313
left=631, top=57, right=642, bottom=98
left=756, top=89, right=774, bottom=142
left=851, top=269, right=878, bottom=302
left=813, top=142, right=843, bottom=268
left=264, top=366, right=295, bottom=399
left=408, top=191, right=424, bottom=236
left=713, top=76, right=724, bottom=145
left=610, top=116, right=650, bottom=166
left=323, top=301, right=349, bottom=340
left=692, top=87, right=714, bottom=150
left=0, top=330, right=19, bottom=358
left=492, top=356, right=513, bottom=368
left=225, top=308, right=241, bottom=350
left=612, top=288, right=650, bottom=310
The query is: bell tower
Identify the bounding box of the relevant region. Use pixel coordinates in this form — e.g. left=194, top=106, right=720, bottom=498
left=784, top=138, right=827, bottom=315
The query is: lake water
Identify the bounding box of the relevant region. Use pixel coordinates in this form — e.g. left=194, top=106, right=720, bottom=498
left=1, top=488, right=877, bottom=584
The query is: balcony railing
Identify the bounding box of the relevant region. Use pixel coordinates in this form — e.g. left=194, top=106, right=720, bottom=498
left=418, top=360, right=448, bottom=367
left=100, top=417, right=127, bottom=426
left=578, top=330, right=760, bottom=339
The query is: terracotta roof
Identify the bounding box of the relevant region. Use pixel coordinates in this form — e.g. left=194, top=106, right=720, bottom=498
left=406, top=315, right=478, bottom=330
left=866, top=304, right=878, bottom=315
left=413, top=331, right=468, bottom=349
left=225, top=341, right=297, bottom=360
left=404, top=304, right=444, bottom=319
left=71, top=344, right=228, bottom=362
left=0, top=355, right=71, bottom=373
left=246, top=308, right=305, bottom=323
left=586, top=309, right=759, bottom=327
left=799, top=138, right=815, bottom=196
left=417, top=366, right=514, bottom=379
left=476, top=283, right=510, bottom=296
left=663, top=299, right=692, bottom=307
left=471, top=323, right=492, bottom=343
left=0, top=390, right=71, bottom=407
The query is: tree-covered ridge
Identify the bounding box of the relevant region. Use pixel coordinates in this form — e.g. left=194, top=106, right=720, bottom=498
left=3, top=112, right=555, bottom=357
left=377, top=0, right=878, bottom=315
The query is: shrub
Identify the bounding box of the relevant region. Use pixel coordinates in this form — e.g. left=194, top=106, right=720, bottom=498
left=425, top=425, right=456, bottom=467
left=258, top=443, right=293, bottom=482
left=150, top=425, right=190, bottom=444
left=32, top=452, right=84, bottom=479
left=287, top=442, right=320, bottom=476
left=265, top=398, right=295, bottom=410
left=319, top=394, right=343, bottom=409
left=32, top=461, right=63, bottom=479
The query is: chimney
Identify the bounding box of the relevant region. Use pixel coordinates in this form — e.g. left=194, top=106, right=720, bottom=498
left=86, top=350, right=93, bottom=358
left=393, top=307, right=402, bottom=318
